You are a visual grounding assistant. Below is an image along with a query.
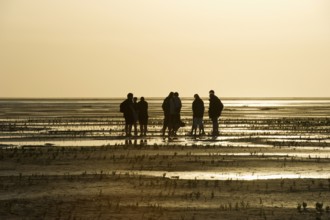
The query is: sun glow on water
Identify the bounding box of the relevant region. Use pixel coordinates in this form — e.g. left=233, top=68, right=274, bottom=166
left=130, top=170, right=330, bottom=181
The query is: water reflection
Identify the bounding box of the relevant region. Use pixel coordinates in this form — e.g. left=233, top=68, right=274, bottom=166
left=193, top=152, right=330, bottom=159
left=127, top=170, right=330, bottom=181
left=1, top=135, right=329, bottom=150
left=124, top=138, right=148, bottom=146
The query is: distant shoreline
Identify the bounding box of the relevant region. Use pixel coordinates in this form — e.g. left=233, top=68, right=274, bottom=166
left=1, top=97, right=330, bottom=101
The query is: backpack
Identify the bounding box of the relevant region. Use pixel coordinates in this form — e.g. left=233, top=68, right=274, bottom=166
left=218, top=99, right=224, bottom=116
left=219, top=100, right=224, bottom=112
left=120, top=101, right=125, bottom=113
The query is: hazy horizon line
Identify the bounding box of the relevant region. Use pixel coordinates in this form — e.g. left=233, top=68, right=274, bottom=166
left=1, top=97, right=330, bottom=100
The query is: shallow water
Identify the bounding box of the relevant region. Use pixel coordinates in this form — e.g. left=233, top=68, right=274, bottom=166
left=1, top=98, right=330, bottom=180
left=0, top=98, right=330, bottom=147
left=127, top=170, right=330, bottom=180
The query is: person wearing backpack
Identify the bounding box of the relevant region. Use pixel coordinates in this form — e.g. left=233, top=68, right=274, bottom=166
left=120, top=93, right=135, bottom=137
left=208, top=90, right=224, bottom=136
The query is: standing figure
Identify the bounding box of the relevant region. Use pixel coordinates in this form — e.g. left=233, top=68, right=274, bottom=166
left=162, top=92, right=174, bottom=136
left=208, top=90, right=224, bottom=136
left=132, top=97, right=139, bottom=136
left=138, top=97, right=148, bottom=136
left=120, top=93, right=135, bottom=137
left=191, top=94, right=205, bottom=136
left=173, top=92, right=184, bottom=135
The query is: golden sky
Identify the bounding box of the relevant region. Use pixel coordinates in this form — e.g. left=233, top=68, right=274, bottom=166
left=1, top=0, right=330, bottom=98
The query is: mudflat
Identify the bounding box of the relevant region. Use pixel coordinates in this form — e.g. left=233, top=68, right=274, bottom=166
left=0, top=98, right=330, bottom=219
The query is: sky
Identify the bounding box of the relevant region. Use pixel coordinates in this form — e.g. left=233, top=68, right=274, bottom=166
left=1, top=0, right=330, bottom=98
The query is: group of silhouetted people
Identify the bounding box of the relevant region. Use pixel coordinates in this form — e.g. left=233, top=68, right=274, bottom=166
left=161, top=92, right=185, bottom=136
left=120, top=93, right=148, bottom=137
left=120, top=90, right=223, bottom=137
left=189, top=90, right=223, bottom=136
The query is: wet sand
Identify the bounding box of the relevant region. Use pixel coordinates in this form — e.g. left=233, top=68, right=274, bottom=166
left=1, top=98, right=330, bottom=219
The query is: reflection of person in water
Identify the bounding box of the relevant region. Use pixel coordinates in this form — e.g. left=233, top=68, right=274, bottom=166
left=120, top=93, right=134, bottom=137
left=208, top=90, right=224, bottom=136
left=191, top=94, right=205, bottom=136
left=138, top=97, right=148, bottom=136
left=140, top=139, right=147, bottom=145
left=125, top=139, right=138, bottom=146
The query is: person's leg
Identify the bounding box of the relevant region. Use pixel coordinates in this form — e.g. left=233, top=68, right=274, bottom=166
left=168, top=114, right=175, bottom=136
left=173, top=114, right=179, bottom=135
left=139, top=122, right=144, bottom=136
left=133, top=122, right=138, bottom=136
left=125, top=124, right=128, bottom=136
left=127, top=124, right=132, bottom=136
left=196, top=118, right=202, bottom=135
left=193, top=118, right=198, bottom=135
left=143, top=123, right=147, bottom=136
left=162, top=115, right=168, bottom=136
left=190, top=118, right=196, bottom=135
left=211, top=117, right=219, bottom=136
left=124, top=117, right=130, bottom=136
left=200, top=118, right=205, bottom=135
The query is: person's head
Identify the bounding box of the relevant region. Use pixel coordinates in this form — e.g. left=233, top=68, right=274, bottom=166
left=133, top=97, right=138, bottom=102
left=127, top=93, right=133, bottom=99
left=194, top=94, right=200, bottom=99
left=174, top=92, right=179, bottom=97
left=209, top=90, right=215, bottom=98
left=140, top=97, right=145, bottom=101
left=168, top=92, right=174, bottom=98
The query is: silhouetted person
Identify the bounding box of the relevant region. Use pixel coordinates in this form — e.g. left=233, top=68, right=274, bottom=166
left=191, top=94, right=205, bottom=136
left=208, top=90, right=224, bottom=136
left=138, top=97, right=148, bottom=136
left=168, top=93, right=178, bottom=136
left=120, top=93, right=134, bottom=137
left=162, top=92, right=174, bottom=136
left=173, top=92, right=184, bottom=135
left=132, top=97, right=139, bottom=136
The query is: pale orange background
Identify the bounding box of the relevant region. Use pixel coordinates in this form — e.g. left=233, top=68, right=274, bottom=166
left=1, top=0, right=329, bottom=98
